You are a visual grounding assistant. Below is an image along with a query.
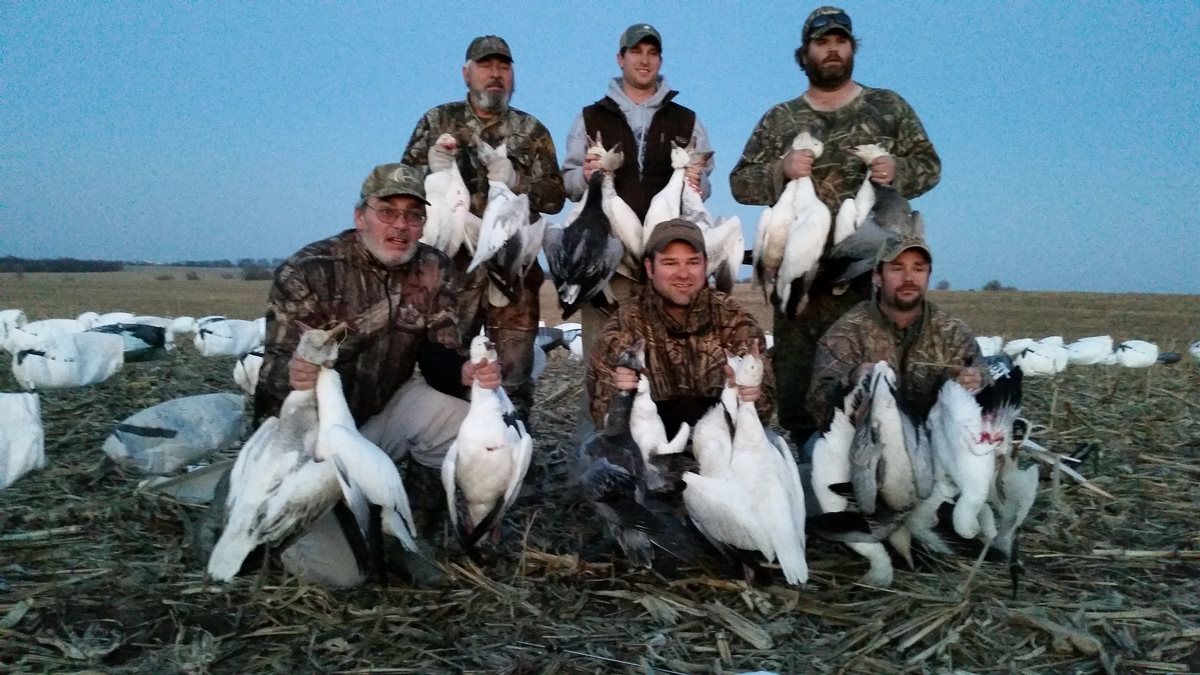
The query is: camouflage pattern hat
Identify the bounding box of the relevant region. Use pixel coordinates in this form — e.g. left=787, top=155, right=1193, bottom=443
left=360, top=164, right=429, bottom=205
left=877, top=234, right=932, bottom=265
left=644, top=218, right=706, bottom=259
left=803, top=6, right=853, bottom=42
left=466, top=35, right=513, bottom=62
left=620, top=23, right=662, bottom=51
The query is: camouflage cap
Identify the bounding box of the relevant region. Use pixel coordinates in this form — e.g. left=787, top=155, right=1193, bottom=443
left=803, top=6, right=854, bottom=42
left=466, top=35, right=512, bottom=62
left=360, top=164, right=429, bottom=205
left=644, top=218, right=705, bottom=260
left=877, top=234, right=932, bottom=265
left=620, top=23, right=662, bottom=51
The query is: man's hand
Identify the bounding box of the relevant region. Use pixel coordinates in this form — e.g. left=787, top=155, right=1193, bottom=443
left=462, top=358, right=502, bottom=390
left=288, top=352, right=320, bottom=391
left=951, top=366, right=983, bottom=393
left=869, top=155, right=897, bottom=185
left=685, top=164, right=703, bottom=192
left=614, top=366, right=639, bottom=391
left=782, top=148, right=815, bottom=180
left=581, top=152, right=602, bottom=183
left=722, top=364, right=762, bottom=403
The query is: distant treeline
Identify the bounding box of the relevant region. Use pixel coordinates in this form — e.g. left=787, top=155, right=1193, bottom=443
left=0, top=257, right=124, bottom=273
left=172, top=258, right=285, bottom=269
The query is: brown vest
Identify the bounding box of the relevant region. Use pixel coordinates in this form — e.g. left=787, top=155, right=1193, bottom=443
left=582, top=92, right=696, bottom=221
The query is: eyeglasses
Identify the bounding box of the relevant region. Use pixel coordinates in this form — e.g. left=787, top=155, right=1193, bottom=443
left=366, top=204, right=427, bottom=227
left=807, top=12, right=852, bottom=35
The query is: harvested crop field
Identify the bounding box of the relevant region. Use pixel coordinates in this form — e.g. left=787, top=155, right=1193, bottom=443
left=2, top=274, right=1199, bottom=674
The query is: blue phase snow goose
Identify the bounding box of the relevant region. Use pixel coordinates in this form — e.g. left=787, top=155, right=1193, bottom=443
left=543, top=169, right=625, bottom=320
left=832, top=144, right=889, bottom=244
left=441, top=335, right=533, bottom=560
left=822, top=186, right=925, bottom=289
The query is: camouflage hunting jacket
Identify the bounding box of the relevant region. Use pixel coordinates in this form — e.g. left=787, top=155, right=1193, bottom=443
left=401, top=100, right=567, bottom=217
left=254, top=230, right=467, bottom=427
left=807, top=300, right=990, bottom=422
left=729, top=86, right=941, bottom=217
left=588, top=286, right=775, bottom=430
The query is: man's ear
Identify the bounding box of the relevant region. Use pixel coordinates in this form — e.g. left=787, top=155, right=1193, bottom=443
left=643, top=255, right=654, bottom=278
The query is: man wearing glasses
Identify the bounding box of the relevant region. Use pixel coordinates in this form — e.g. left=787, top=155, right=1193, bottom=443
left=729, top=6, right=942, bottom=452
left=401, top=35, right=566, bottom=427
left=251, top=164, right=499, bottom=587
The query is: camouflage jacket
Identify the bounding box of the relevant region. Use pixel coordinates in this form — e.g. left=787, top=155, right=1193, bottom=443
left=807, top=299, right=990, bottom=422
left=588, top=286, right=775, bottom=429
left=401, top=100, right=567, bottom=217
left=729, top=86, right=940, bottom=216
left=254, top=231, right=467, bottom=427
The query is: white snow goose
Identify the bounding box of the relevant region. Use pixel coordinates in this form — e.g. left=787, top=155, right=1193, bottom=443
left=422, top=133, right=476, bottom=257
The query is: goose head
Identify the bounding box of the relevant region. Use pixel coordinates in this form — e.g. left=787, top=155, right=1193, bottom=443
left=791, top=131, right=825, bottom=159
left=295, top=322, right=347, bottom=367
left=615, top=337, right=646, bottom=372
left=599, top=144, right=625, bottom=172
left=469, top=334, right=499, bottom=365
left=636, top=374, right=651, bottom=395
left=726, top=341, right=764, bottom=388
left=428, top=133, right=459, bottom=171
left=669, top=142, right=690, bottom=170
left=586, top=131, right=606, bottom=157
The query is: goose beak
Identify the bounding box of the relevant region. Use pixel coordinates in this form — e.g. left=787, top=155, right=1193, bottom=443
left=326, top=322, right=348, bottom=342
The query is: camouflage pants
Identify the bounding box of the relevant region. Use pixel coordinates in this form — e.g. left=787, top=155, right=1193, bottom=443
left=456, top=254, right=544, bottom=421
left=772, top=281, right=870, bottom=436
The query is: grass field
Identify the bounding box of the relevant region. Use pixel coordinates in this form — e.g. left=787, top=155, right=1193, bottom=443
left=2, top=271, right=1199, bottom=674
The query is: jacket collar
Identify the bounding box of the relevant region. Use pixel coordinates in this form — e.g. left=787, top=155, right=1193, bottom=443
left=643, top=285, right=714, bottom=338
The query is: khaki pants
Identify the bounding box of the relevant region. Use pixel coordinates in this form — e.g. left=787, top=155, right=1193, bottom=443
left=575, top=274, right=641, bottom=440
left=281, top=374, right=469, bottom=585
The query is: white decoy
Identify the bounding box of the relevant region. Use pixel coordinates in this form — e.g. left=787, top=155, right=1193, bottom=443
left=233, top=348, right=265, bottom=395
left=643, top=140, right=693, bottom=235
left=0, top=309, right=28, bottom=354
left=703, top=215, right=745, bottom=294
left=1066, top=335, right=1114, bottom=365
left=832, top=144, right=889, bottom=244
left=422, top=133, right=475, bottom=258
left=95, top=312, right=136, bottom=327
left=1115, top=340, right=1158, bottom=368
left=630, top=374, right=689, bottom=490
left=102, top=393, right=245, bottom=474
left=1040, top=336, right=1064, bottom=347
left=169, top=316, right=198, bottom=339
left=0, top=393, right=45, bottom=490
left=441, top=335, right=533, bottom=555
left=194, top=318, right=263, bottom=357
left=752, top=131, right=824, bottom=297
left=312, top=344, right=419, bottom=555
left=975, top=336, right=1004, bottom=358
left=1001, top=338, right=1035, bottom=357
left=1012, top=341, right=1065, bottom=378
left=76, top=311, right=101, bottom=329
left=1190, top=340, right=1200, bottom=363
left=5, top=318, right=89, bottom=355
left=89, top=323, right=167, bottom=362
left=723, top=348, right=808, bottom=584
left=12, top=331, right=125, bottom=389
left=772, top=137, right=833, bottom=319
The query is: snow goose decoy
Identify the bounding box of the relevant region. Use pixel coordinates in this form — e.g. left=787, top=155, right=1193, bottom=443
left=102, top=392, right=245, bottom=474
left=5, top=318, right=89, bottom=355
left=975, top=336, right=1004, bottom=358
left=574, top=339, right=666, bottom=568
left=422, top=133, right=476, bottom=258
left=1011, top=339, right=1067, bottom=378
left=0, top=393, right=45, bottom=490
left=832, top=144, right=889, bottom=244
left=543, top=170, right=625, bottom=320
left=89, top=322, right=167, bottom=362
left=1115, top=340, right=1158, bottom=368
left=0, top=309, right=28, bottom=353
left=194, top=318, right=264, bottom=357
left=1190, top=340, right=1200, bottom=364
left=468, top=141, right=542, bottom=307
left=1066, top=335, right=1113, bottom=366
left=12, top=331, right=125, bottom=389
left=233, top=348, right=265, bottom=395
left=630, top=374, right=689, bottom=491
left=441, top=335, right=533, bottom=559
left=752, top=131, right=824, bottom=303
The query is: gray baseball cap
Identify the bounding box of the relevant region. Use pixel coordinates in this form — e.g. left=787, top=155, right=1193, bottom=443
left=644, top=219, right=705, bottom=259
left=466, top=35, right=512, bottom=62
left=360, top=164, right=429, bottom=205
left=620, top=23, right=662, bottom=51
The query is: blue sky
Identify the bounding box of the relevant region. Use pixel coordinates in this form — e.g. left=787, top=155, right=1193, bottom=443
left=3, top=1, right=1198, bottom=293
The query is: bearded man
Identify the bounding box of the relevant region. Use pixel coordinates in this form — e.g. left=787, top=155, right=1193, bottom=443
left=729, top=6, right=942, bottom=448
left=401, top=35, right=566, bottom=425
left=807, top=236, right=987, bottom=423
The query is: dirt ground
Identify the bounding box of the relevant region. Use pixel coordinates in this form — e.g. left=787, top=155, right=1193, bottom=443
left=2, top=274, right=1199, bottom=674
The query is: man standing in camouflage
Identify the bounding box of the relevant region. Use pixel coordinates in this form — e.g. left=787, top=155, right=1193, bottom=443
left=730, top=6, right=941, bottom=447
left=808, top=236, right=986, bottom=423
left=401, top=35, right=566, bottom=424
left=562, top=23, right=715, bottom=437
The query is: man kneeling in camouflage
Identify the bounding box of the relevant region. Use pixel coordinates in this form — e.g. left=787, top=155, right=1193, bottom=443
left=220, top=164, right=500, bottom=587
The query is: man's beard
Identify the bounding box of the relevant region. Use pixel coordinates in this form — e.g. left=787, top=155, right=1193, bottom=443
left=883, top=286, right=924, bottom=313
left=469, top=82, right=513, bottom=114
left=804, top=52, right=854, bottom=90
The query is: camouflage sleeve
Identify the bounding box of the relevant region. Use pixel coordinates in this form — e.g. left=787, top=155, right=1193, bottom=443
left=720, top=303, right=776, bottom=423
left=253, top=262, right=331, bottom=424
left=512, top=119, right=567, bottom=215
left=806, top=319, right=867, bottom=423
left=943, top=318, right=993, bottom=389
left=729, top=105, right=789, bottom=206
left=400, top=110, right=435, bottom=171
left=586, top=312, right=632, bottom=427
left=886, top=94, right=941, bottom=200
